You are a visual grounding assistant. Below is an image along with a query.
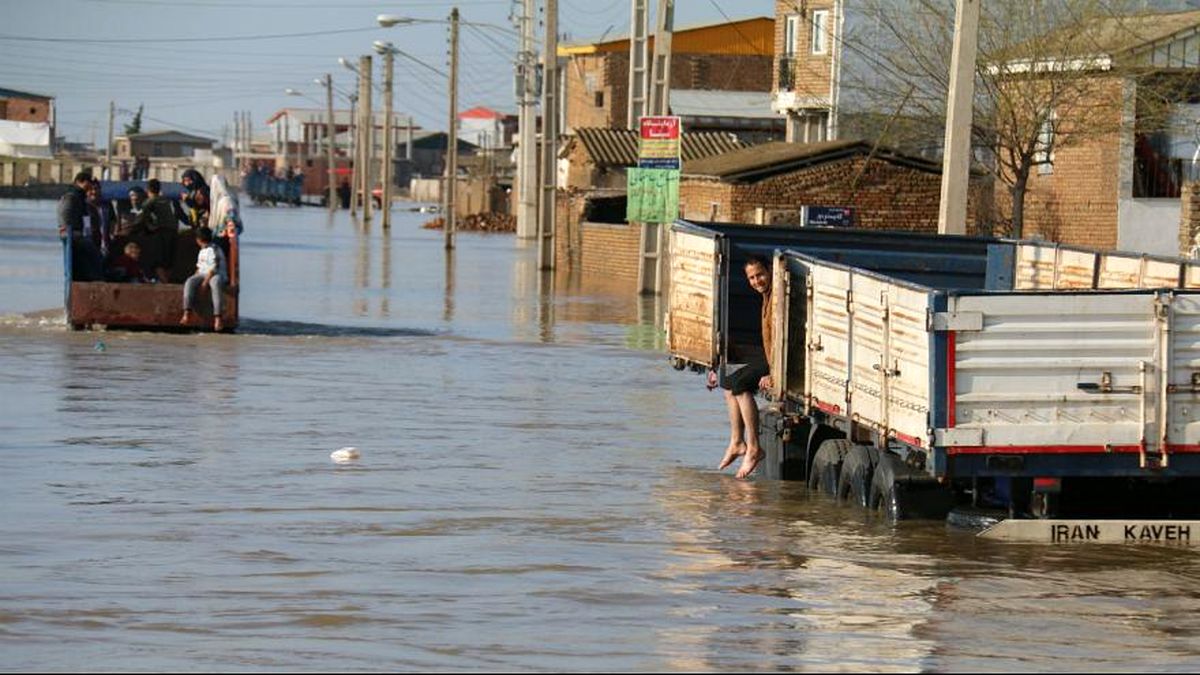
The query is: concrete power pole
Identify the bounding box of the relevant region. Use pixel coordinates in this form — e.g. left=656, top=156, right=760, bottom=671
left=938, top=0, right=979, bottom=236
left=325, top=74, right=337, bottom=211
left=628, top=0, right=650, bottom=127
left=537, top=0, right=558, bottom=271
left=381, top=50, right=394, bottom=228
left=360, top=55, right=374, bottom=224
left=106, top=100, right=114, bottom=170
left=348, top=93, right=358, bottom=216
left=648, top=0, right=675, bottom=116
left=516, top=0, right=539, bottom=239
left=445, top=7, right=460, bottom=250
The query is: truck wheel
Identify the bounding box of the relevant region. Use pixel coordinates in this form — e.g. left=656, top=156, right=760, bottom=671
left=837, top=444, right=880, bottom=508
left=870, top=453, right=908, bottom=522
left=808, top=438, right=850, bottom=496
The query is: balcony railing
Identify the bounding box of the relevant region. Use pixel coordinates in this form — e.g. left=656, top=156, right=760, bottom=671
left=778, top=56, right=795, bottom=91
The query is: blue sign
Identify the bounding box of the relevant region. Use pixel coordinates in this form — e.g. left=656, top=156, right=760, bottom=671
left=637, top=157, right=681, bottom=170
left=805, top=206, right=854, bottom=228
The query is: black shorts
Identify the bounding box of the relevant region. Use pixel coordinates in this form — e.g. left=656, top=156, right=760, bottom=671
left=720, top=362, right=769, bottom=396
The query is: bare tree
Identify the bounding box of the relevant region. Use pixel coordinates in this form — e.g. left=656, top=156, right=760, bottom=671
left=816, top=0, right=1199, bottom=237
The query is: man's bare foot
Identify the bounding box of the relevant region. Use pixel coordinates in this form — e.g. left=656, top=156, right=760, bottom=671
left=718, top=441, right=746, bottom=470
left=213, top=316, right=224, bottom=332
left=180, top=310, right=194, bottom=326
left=735, top=449, right=765, bottom=479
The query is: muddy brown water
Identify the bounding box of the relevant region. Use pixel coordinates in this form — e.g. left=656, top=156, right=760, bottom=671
left=3, top=199, right=1200, bottom=672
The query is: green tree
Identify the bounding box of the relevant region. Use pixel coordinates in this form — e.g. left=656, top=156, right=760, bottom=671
left=123, top=104, right=143, bottom=136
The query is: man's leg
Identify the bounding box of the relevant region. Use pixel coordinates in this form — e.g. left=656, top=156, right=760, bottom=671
left=210, top=277, right=226, bottom=331
left=718, top=388, right=747, bottom=470
left=180, top=273, right=201, bottom=324
left=734, top=391, right=764, bottom=479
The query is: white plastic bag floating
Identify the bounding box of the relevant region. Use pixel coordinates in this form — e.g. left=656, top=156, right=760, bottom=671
left=330, top=447, right=361, bottom=463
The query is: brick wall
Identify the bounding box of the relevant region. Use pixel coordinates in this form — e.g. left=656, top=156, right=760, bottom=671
left=0, top=96, right=51, bottom=123
left=994, top=76, right=1125, bottom=249
left=564, top=54, right=613, bottom=131
left=1180, top=181, right=1200, bottom=256
left=556, top=189, right=642, bottom=282
left=681, top=156, right=991, bottom=233
left=774, top=0, right=835, bottom=101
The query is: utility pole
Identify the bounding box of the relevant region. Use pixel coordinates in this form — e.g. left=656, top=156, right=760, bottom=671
left=938, top=0, right=979, bottom=236
left=381, top=49, right=395, bottom=228
left=445, top=7, right=460, bottom=250
left=648, top=0, right=674, bottom=116
left=232, top=111, right=240, bottom=170
left=325, top=73, right=337, bottom=211
left=106, top=100, right=114, bottom=171
left=349, top=93, right=358, bottom=216
left=537, top=0, right=558, bottom=270
left=360, top=54, right=374, bottom=223
left=628, top=0, right=650, bottom=127
left=406, top=115, right=413, bottom=161
left=516, top=0, right=538, bottom=239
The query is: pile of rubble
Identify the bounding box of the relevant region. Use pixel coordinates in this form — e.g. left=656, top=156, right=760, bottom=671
left=422, top=213, right=516, bottom=233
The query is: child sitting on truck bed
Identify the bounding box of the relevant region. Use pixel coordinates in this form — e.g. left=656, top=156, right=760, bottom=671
left=179, top=226, right=228, bottom=332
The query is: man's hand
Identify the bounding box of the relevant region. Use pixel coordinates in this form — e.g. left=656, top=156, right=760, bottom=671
left=759, top=374, right=773, bottom=391
left=706, top=370, right=718, bottom=391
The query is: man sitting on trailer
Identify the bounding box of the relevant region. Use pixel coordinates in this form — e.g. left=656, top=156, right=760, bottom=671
left=708, top=254, right=774, bottom=479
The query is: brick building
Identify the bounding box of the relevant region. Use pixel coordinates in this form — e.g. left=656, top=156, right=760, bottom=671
left=555, top=127, right=747, bottom=280
left=995, top=10, right=1200, bottom=255
left=679, top=139, right=991, bottom=232
left=0, top=87, right=55, bottom=158
left=559, top=17, right=775, bottom=132
left=0, top=87, right=53, bottom=123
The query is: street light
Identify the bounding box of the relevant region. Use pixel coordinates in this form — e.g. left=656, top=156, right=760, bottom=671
left=373, top=40, right=397, bottom=229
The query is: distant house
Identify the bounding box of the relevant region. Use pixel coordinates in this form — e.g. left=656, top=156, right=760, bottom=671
left=458, top=106, right=517, bottom=150
left=555, top=127, right=748, bottom=281
left=679, top=139, right=991, bottom=231
left=393, top=131, right=479, bottom=185
left=0, top=86, right=55, bottom=157
left=990, top=9, right=1200, bottom=255
left=114, top=130, right=215, bottom=159
left=559, top=16, right=775, bottom=132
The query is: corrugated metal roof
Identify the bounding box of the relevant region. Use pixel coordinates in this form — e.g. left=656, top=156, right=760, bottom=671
left=670, top=89, right=774, bottom=119
left=683, top=140, right=944, bottom=182
left=569, top=127, right=747, bottom=168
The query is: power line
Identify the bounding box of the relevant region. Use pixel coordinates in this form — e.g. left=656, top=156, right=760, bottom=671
left=0, top=25, right=381, bottom=44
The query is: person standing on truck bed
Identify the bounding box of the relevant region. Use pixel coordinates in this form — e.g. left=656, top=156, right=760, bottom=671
left=708, top=254, right=774, bottom=479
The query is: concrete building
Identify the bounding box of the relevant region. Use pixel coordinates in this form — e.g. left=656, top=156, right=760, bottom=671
left=559, top=17, right=775, bottom=132
left=113, top=130, right=215, bottom=159
left=458, top=106, right=516, bottom=150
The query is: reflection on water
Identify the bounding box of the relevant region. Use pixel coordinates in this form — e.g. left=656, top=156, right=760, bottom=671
left=4, top=201, right=1200, bottom=671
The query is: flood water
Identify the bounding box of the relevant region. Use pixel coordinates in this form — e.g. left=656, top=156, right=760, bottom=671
left=4, top=199, right=1200, bottom=672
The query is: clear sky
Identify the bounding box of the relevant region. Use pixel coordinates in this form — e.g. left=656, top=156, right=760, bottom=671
left=0, top=0, right=774, bottom=146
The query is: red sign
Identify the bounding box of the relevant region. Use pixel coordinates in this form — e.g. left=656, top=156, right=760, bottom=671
left=638, top=115, right=682, bottom=169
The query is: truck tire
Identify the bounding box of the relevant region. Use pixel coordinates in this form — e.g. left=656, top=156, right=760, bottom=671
left=808, top=438, right=850, bottom=496
left=870, top=453, right=908, bottom=522
left=837, top=444, right=880, bottom=508
left=870, top=453, right=955, bottom=523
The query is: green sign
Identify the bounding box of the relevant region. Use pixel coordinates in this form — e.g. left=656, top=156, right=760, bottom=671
left=626, top=168, right=680, bottom=224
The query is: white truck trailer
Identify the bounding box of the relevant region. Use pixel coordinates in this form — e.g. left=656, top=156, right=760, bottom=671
left=668, top=221, right=1200, bottom=541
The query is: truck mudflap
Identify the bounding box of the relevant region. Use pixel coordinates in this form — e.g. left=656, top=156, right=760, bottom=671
left=979, top=519, right=1200, bottom=545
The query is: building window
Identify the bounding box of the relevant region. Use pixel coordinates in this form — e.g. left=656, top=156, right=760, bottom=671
left=811, top=9, right=829, bottom=55
left=594, top=91, right=604, bottom=108
left=784, top=15, right=799, bottom=57
left=1034, top=111, right=1055, bottom=175
left=153, top=142, right=163, bottom=155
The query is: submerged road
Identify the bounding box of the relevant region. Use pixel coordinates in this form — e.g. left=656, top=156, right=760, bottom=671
left=2, top=200, right=1200, bottom=671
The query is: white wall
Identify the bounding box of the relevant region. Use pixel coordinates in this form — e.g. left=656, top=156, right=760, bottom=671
left=1117, top=197, right=1180, bottom=255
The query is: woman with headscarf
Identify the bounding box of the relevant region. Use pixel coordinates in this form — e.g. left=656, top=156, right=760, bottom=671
left=208, top=174, right=243, bottom=237
left=180, top=168, right=211, bottom=228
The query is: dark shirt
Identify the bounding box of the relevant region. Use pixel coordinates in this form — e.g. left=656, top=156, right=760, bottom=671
left=56, top=185, right=86, bottom=239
